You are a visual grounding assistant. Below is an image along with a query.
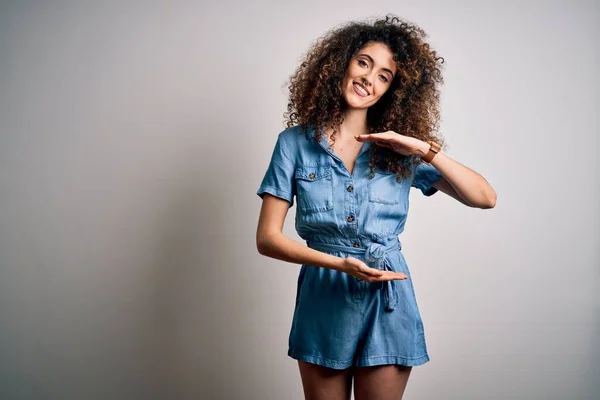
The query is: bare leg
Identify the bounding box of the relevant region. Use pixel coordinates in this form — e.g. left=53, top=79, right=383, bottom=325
left=353, top=364, right=412, bottom=400
left=297, top=361, right=354, bottom=400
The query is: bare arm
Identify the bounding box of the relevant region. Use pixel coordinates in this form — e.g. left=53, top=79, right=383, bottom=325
left=256, top=194, right=345, bottom=271
left=431, top=176, right=474, bottom=207
left=255, top=194, right=406, bottom=282
left=416, top=141, right=497, bottom=209
left=355, top=132, right=497, bottom=209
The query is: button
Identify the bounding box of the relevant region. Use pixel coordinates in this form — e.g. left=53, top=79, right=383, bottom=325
left=347, top=215, right=355, bottom=222
left=309, top=172, right=316, bottom=179
left=353, top=242, right=360, bottom=248
left=347, top=185, right=353, bottom=192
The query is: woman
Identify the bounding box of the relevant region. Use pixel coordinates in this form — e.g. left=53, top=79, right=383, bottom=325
left=255, top=14, right=496, bottom=400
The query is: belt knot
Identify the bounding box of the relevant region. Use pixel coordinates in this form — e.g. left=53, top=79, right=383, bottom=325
left=307, top=236, right=401, bottom=312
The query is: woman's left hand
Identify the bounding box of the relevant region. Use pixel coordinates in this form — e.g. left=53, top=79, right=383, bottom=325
left=355, top=131, right=427, bottom=157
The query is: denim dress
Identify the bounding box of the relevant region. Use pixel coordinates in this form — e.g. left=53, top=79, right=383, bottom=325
left=256, top=124, right=444, bottom=369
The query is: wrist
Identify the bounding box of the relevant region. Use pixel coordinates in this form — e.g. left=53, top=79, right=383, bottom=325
left=415, top=141, right=431, bottom=157
left=422, top=140, right=441, bottom=164
left=330, top=255, right=346, bottom=272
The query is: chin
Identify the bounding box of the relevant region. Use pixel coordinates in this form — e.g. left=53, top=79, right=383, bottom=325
left=348, top=99, right=371, bottom=110
left=343, top=90, right=369, bottom=109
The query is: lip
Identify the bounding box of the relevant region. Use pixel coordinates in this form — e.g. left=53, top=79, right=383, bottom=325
left=352, top=82, right=369, bottom=96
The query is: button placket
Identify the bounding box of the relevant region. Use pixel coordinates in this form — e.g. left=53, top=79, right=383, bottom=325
left=345, top=178, right=358, bottom=239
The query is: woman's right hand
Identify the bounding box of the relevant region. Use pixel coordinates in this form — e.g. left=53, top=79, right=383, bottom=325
left=340, top=256, right=408, bottom=282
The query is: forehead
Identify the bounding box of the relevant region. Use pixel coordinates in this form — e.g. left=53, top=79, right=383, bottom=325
left=357, top=43, right=396, bottom=74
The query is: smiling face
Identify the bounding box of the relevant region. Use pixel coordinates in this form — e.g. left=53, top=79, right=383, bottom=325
left=340, top=41, right=397, bottom=109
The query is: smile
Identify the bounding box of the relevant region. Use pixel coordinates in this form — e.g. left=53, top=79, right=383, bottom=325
left=353, top=83, right=369, bottom=97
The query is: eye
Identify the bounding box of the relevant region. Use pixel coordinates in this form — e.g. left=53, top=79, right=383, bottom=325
left=379, top=75, right=389, bottom=83
left=358, top=59, right=368, bottom=67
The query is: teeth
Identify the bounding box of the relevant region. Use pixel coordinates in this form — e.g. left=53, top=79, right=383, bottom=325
left=354, top=83, right=368, bottom=96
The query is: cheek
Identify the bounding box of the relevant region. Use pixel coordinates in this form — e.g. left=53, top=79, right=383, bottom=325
left=342, top=71, right=354, bottom=85
left=347, top=65, right=362, bottom=78
left=375, top=82, right=391, bottom=96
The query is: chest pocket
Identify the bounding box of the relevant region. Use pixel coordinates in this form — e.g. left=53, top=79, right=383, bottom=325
left=368, top=171, right=403, bottom=205
left=295, top=165, right=333, bottom=214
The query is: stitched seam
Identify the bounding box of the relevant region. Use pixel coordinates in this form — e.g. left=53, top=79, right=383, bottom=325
left=289, top=348, right=354, bottom=365
left=259, top=186, right=292, bottom=197
left=258, top=187, right=293, bottom=204
left=361, top=354, right=429, bottom=360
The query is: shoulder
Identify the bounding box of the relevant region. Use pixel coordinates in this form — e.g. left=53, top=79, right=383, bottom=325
left=276, top=124, right=315, bottom=151
left=277, top=124, right=312, bottom=142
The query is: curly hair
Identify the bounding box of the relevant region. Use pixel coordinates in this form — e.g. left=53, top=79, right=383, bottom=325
left=283, top=14, right=447, bottom=181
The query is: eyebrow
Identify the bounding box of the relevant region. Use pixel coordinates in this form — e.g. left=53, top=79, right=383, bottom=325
left=358, top=54, right=395, bottom=77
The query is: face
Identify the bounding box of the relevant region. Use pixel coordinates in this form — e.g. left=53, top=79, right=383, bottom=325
left=340, top=42, right=397, bottom=109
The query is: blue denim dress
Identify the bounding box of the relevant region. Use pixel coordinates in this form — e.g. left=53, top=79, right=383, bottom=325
left=256, top=124, right=443, bottom=369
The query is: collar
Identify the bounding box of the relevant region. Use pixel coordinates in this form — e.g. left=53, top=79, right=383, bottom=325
left=306, top=124, right=373, bottom=159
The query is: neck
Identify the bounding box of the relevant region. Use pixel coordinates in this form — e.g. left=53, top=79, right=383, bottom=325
left=334, top=108, right=368, bottom=140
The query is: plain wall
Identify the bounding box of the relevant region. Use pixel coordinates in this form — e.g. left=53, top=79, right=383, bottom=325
left=0, top=0, right=598, bottom=399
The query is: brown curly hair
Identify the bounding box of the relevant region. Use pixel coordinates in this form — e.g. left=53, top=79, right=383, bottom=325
left=283, top=14, right=447, bottom=181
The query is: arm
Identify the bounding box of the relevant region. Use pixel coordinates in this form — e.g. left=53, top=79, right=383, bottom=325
left=255, top=194, right=403, bottom=283
left=256, top=193, right=345, bottom=271
left=353, top=132, right=497, bottom=208
left=416, top=142, right=497, bottom=209
left=255, top=132, right=350, bottom=271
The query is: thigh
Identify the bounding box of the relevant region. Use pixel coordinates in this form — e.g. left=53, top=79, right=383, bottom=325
left=353, top=364, right=412, bottom=400
left=298, top=361, right=354, bottom=400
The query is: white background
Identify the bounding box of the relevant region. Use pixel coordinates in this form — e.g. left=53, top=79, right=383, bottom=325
left=0, top=0, right=598, bottom=398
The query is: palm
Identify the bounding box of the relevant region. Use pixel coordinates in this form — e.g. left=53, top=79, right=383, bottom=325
left=355, top=131, right=422, bottom=157
left=342, top=256, right=407, bottom=282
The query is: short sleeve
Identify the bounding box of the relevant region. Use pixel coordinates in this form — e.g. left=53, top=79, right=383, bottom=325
left=256, top=133, right=296, bottom=207
left=411, top=162, right=443, bottom=196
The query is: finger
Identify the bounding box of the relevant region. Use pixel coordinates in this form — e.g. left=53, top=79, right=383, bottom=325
left=389, top=272, right=408, bottom=279
left=365, top=272, right=385, bottom=283
left=378, top=271, right=408, bottom=281
left=393, top=272, right=408, bottom=280
left=361, top=267, right=383, bottom=277
left=354, top=133, right=384, bottom=142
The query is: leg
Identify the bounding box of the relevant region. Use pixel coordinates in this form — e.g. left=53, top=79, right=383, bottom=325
left=298, top=361, right=354, bottom=400
left=353, top=364, right=412, bottom=400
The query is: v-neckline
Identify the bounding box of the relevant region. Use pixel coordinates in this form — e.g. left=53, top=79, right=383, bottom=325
left=314, top=125, right=371, bottom=175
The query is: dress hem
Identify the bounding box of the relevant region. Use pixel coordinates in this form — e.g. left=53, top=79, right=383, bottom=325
left=288, top=347, right=430, bottom=370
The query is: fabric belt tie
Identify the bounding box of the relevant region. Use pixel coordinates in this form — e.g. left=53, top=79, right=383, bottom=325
left=306, top=237, right=401, bottom=312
